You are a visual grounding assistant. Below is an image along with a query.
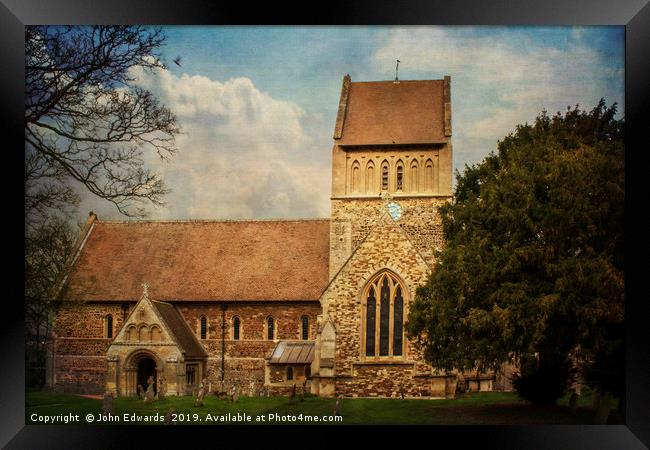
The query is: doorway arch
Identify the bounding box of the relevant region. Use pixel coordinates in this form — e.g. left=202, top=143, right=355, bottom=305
left=137, top=357, right=157, bottom=395
left=124, top=349, right=163, bottom=397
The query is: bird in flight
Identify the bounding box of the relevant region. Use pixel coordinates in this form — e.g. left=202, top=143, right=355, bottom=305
left=173, top=56, right=182, bottom=67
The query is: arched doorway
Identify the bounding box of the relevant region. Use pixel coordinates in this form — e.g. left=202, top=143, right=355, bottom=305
left=137, top=357, right=157, bottom=395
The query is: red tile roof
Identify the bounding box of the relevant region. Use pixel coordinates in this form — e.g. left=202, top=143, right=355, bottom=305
left=62, top=219, right=330, bottom=302
left=151, top=300, right=207, bottom=357
left=338, top=80, right=446, bottom=145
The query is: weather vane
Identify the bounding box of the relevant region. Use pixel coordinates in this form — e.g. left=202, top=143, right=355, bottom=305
left=395, top=59, right=401, bottom=83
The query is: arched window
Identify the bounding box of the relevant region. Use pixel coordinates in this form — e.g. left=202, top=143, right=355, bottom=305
left=425, top=159, right=434, bottom=191
left=366, top=160, right=375, bottom=193
left=301, top=315, right=309, bottom=340
left=396, top=161, right=404, bottom=191
left=363, top=271, right=407, bottom=358
left=286, top=366, right=293, bottom=381
left=381, top=161, right=389, bottom=191
left=139, top=325, right=149, bottom=342
left=410, top=160, right=419, bottom=192
left=267, top=317, right=275, bottom=340
left=151, top=325, right=162, bottom=342
left=200, top=316, right=207, bottom=340
left=233, top=316, right=241, bottom=340
left=105, top=314, right=113, bottom=339
left=351, top=160, right=360, bottom=193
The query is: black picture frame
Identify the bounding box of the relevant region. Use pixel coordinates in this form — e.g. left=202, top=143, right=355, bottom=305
left=3, top=1, right=649, bottom=448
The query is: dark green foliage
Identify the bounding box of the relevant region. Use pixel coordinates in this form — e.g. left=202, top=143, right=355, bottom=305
left=406, top=100, right=624, bottom=402
left=512, top=354, right=575, bottom=405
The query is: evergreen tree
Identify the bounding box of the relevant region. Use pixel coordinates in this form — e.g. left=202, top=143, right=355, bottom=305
left=406, top=101, right=624, bottom=404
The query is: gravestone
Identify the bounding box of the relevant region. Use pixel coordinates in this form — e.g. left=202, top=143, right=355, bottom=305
left=333, top=396, right=341, bottom=417
left=230, top=385, right=239, bottom=403
left=194, top=378, right=207, bottom=407
left=102, top=393, right=114, bottom=416
left=290, top=383, right=296, bottom=398
left=249, top=380, right=256, bottom=397
left=144, top=376, right=155, bottom=403
left=158, top=374, right=166, bottom=400
left=137, top=384, right=145, bottom=400
left=301, top=379, right=307, bottom=401
left=164, top=408, right=177, bottom=425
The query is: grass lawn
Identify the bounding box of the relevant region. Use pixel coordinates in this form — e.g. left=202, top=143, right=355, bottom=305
left=26, top=390, right=621, bottom=425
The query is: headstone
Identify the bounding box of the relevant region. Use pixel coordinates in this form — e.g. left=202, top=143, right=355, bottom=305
left=249, top=380, right=256, bottom=397
left=194, top=378, right=207, bottom=407
left=301, top=379, right=307, bottom=401
left=568, top=392, right=579, bottom=415
left=137, top=384, right=145, bottom=400
left=102, top=392, right=114, bottom=416
left=230, top=385, right=239, bottom=403
left=399, top=386, right=406, bottom=399
left=164, top=408, right=177, bottom=425
left=290, top=383, right=296, bottom=398
left=144, top=376, right=155, bottom=403
left=333, top=396, right=341, bottom=416
left=157, top=374, right=166, bottom=400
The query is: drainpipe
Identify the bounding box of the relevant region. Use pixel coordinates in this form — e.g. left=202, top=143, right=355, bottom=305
left=221, top=303, right=227, bottom=382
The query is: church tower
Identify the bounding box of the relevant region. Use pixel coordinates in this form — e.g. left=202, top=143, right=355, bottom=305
left=328, top=74, right=453, bottom=277
left=311, top=74, right=457, bottom=398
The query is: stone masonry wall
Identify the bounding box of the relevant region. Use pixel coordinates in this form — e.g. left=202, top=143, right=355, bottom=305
left=319, top=214, right=438, bottom=397
left=330, top=197, right=449, bottom=275
left=51, top=301, right=321, bottom=394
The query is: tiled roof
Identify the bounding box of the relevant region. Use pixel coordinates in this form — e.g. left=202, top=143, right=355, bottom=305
left=62, top=219, right=330, bottom=302
left=151, top=300, right=207, bottom=358
left=268, top=341, right=315, bottom=364
left=338, top=79, right=446, bottom=145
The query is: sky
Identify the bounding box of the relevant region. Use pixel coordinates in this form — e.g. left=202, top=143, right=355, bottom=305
left=76, top=26, right=625, bottom=221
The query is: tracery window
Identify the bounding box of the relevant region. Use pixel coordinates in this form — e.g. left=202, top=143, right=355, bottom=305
left=363, top=271, right=406, bottom=358
left=200, top=316, right=207, bottom=340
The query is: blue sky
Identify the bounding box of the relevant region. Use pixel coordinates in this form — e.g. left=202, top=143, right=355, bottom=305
left=78, top=26, right=624, bottom=220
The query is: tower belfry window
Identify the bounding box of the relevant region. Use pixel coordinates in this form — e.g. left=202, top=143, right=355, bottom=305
left=381, top=162, right=389, bottom=191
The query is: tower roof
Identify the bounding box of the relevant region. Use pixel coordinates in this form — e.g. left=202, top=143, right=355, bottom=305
left=333, top=76, right=451, bottom=146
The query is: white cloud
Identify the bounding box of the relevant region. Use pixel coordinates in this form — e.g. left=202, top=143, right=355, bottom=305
left=374, top=27, right=624, bottom=176
left=78, top=68, right=331, bottom=220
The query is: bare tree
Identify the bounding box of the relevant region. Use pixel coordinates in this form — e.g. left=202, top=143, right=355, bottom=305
left=25, top=26, right=180, bottom=222
left=25, top=216, right=80, bottom=386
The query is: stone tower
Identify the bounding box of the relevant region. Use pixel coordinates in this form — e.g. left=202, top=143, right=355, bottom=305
left=329, top=74, right=453, bottom=277
left=311, top=75, right=457, bottom=398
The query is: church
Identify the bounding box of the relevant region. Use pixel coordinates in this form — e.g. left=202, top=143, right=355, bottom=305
left=47, top=74, right=511, bottom=398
